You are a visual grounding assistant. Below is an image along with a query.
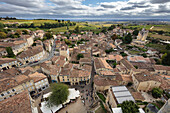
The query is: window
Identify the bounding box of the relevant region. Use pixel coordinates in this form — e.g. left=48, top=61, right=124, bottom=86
left=63, top=79, right=65, bottom=81
left=14, top=93, right=17, bottom=95
left=1, top=94, right=4, bottom=96
left=67, top=79, right=69, bottom=81
left=9, top=95, right=12, bottom=97
left=7, top=91, right=10, bottom=94
left=4, top=97, right=6, bottom=100
left=12, top=89, right=15, bottom=92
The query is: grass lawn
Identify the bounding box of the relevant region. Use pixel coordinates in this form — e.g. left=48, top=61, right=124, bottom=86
left=129, top=50, right=140, bottom=55
left=97, top=92, right=106, bottom=103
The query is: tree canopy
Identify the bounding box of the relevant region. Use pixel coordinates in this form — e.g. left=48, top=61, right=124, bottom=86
left=44, top=32, right=53, bottom=39
left=77, top=53, right=84, bottom=60
left=108, top=25, right=116, bottom=30
left=123, top=33, right=132, bottom=44
left=121, top=101, right=139, bottom=113
left=162, top=52, right=170, bottom=66
left=6, top=47, right=15, bottom=58
left=47, top=83, right=69, bottom=107
left=0, top=32, right=7, bottom=39
left=0, top=22, right=4, bottom=29
left=152, top=88, right=163, bottom=99
left=74, top=25, right=80, bottom=33
left=22, top=30, right=29, bottom=35
left=166, top=44, right=170, bottom=50
left=133, top=30, right=139, bottom=36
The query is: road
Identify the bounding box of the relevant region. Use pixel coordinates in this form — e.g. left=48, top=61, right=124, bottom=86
left=19, top=38, right=57, bottom=68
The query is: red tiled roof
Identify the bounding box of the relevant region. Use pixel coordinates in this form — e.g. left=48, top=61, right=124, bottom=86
left=0, top=90, right=32, bottom=113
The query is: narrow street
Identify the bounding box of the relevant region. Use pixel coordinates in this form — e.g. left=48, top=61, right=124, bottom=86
left=19, top=38, right=57, bottom=68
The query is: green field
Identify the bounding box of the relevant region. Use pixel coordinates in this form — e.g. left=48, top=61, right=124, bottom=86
left=125, top=24, right=170, bottom=31
left=145, top=43, right=167, bottom=53
left=0, top=20, right=111, bottom=33
left=150, top=34, right=170, bottom=40
left=0, top=19, right=58, bottom=26
left=152, top=25, right=170, bottom=32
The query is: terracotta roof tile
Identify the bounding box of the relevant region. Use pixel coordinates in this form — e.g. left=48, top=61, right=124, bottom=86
left=0, top=90, right=32, bottom=113
left=17, top=45, right=43, bottom=59
left=94, top=75, right=119, bottom=86
left=134, top=72, right=160, bottom=82
left=154, top=65, right=170, bottom=71
left=0, top=78, right=18, bottom=92
left=28, top=72, right=47, bottom=83
left=132, top=92, right=145, bottom=101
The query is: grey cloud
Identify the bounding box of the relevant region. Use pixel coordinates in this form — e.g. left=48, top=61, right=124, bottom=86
left=128, top=1, right=146, bottom=5
left=150, top=0, right=170, bottom=4
left=101, top=4, right=115, bottom=8
left=96, top=8, right=105, bottom=11
left=53, top=6, right=85, bottom=11
left=0, top=0, right=43, bottom=8
left=132, top=4, right=151, bottom=8
left=154, top=5, right=170, bottom=13
left=121, top=7, right=136, bottom=10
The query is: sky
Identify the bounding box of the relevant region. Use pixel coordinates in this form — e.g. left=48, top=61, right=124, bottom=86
left=0, top=0, right=170, bottom=19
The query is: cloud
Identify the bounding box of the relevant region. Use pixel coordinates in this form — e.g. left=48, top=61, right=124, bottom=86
left=132, top=4, right=151, bottom=8
left=150, top=0, right=170, bottom=4
left=154, top=5, right=170, bottom=13
left=121, top=7, right=136, bottom=10
left=0, top=0, right=169, bottom=19
left=0, top=0, right=45, bottom=8
left=100, top=4, right=115, bottom=8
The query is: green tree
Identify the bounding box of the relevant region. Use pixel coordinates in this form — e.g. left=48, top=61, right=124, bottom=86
left=141, top=53, right=147, bottom=58
left=0, top=22, right=4, bottom=29
left=166, top=44, right=170, bottom=50
left=123, top=33, right=132, bottom=44
left=108, top=25, right=116, bottom=30
left=22, top=30, right=29, bottom=35
left=152, top=88, right=163, bottom=98
left=101, top=27, right=107, bottom=33
left=77, top=53, right=84, bottom=60
left=162, top=53, right=170, bottom=66
left=45, top=32, right=53, bottom=39
left=0, top=32, right=7, bottom=39
left=6, top=47, right=15, bottom=58
left=47, top=83, right=69, bottom=107
left=133, top=30, right=139, bottom=36
left=64, top=39, right=72, bottom=45
left=121, top=101, right=139, bottom=113
left=74, top=25, right=80, bottom=33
